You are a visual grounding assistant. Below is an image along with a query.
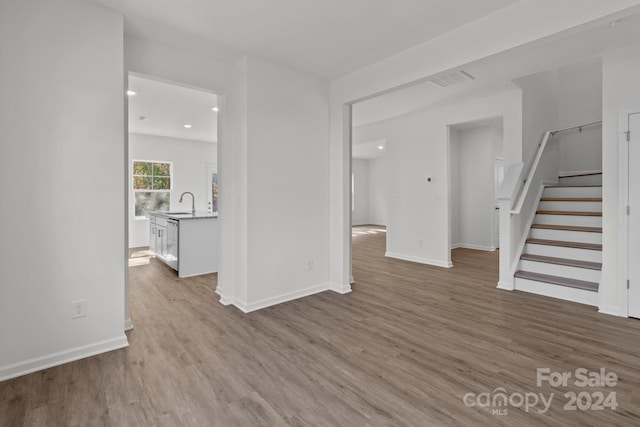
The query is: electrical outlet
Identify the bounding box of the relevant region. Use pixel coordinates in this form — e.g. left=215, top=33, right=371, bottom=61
left=71, top=300, right=86, bottom=319
left=306, top=260, right=314, bottom=272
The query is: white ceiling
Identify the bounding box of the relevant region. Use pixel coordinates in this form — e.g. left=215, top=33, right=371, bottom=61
left=90, top=0, right=517, bottom=80
left=352, top=11, right=640, bottom=128
left=352, top=139, right=386, bottom=160
left=128, top=75, right=218, bottom=142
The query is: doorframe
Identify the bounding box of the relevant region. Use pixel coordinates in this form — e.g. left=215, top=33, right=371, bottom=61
left=494, top=157, right=505, bottom=249
left=124, top=71, right=222, bottom=329
left=618, top=110, right=640, bottom=318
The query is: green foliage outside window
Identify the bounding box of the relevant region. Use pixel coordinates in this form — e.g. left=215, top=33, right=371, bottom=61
left=133, top=161, right=171, bottom=190
left=133, top=161, right=172, bottom=216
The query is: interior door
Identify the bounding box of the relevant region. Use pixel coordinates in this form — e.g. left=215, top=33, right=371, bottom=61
left=629, top=112, right=640, bottom=318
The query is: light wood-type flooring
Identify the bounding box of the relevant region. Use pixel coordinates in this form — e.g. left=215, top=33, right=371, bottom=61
left=2, top=225, right=640, bottom=426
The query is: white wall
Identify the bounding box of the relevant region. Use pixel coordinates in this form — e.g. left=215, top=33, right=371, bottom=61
left=601, top=43, right=640, bottom=315
left=217, top=57, right=331, bottom=311
left=125, top=35, right=232, bottom=96
left=557, top=59, right=603, bottom=174
left=451, top=126, right=498, bottom=251
left=514, top=70, right=560, bottom=170
left=353, top=90, right=521, bottom=267
left=128, top=133, right=216, bottom=247
left=351, top=159, right=370, bottom=225
left=368, top=157, right=388, bottom=226
left=0, top=0, right=127, bottom=380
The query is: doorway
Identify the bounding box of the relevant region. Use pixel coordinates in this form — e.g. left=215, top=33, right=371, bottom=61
left=448, top=118, right=504, bottom=259
left=125, top=73, right=219, bottom=329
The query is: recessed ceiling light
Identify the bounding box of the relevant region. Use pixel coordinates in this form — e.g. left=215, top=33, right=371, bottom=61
left=184, top=124, right=192, bottom=128
left=378, top=146, right=384, bottom=150
left=211, top=107, right=219, bottom=112
left=126, top=90, right=136, bottom=96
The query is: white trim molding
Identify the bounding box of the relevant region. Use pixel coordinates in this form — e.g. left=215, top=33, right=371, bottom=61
left=0, top=335, right=129, bottom=382
left=217, top=284, right=332, bottom=313
left=497, top=281, right=514, bottom=291
left=598, top=306, right=623, bottom=317
left=451, top=243, right=496, bottom=252
left=385, top=252, right=453, bottom=268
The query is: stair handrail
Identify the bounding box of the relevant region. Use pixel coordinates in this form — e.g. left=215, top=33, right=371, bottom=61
left=511, top=120, right=602, bottom=214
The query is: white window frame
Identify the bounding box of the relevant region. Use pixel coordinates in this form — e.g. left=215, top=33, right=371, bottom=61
left=132, top=159, right=173, bottom=219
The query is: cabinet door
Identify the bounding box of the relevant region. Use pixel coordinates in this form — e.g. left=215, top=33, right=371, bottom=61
left=157, top=225, right=167, bottom=259
left=149, top=222, right=157, bottom=252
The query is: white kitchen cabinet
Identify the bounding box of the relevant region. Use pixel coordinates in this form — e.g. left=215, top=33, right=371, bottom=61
left=148, top=212, right=218, bottom=277
left=177, top=217, right=218, bottom=278
left=154, top=216, right=169, bottom=264
left=149, top=216, right=157, bottom=253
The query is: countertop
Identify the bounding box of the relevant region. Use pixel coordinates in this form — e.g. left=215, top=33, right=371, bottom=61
left=149, top=211, right=218, bottom=220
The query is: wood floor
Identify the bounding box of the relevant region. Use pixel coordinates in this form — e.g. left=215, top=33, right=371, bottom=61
left=2, top=225, right=640, bottom=426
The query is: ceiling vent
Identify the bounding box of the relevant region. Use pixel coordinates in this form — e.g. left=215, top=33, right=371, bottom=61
left=429, top=70, right=475, bottom=88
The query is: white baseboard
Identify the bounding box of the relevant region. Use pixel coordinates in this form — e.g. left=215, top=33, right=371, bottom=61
left=217, top=283, right=331, bottom=313
left=216, top=289, right=234, bottom=306
left=385, top=252, right=453, bottom=268
left=124, top=318, right=133, bottom=332
left=598, top=305, right=623, bottom=317
left=331, top=283, right=352, bottom=294
left=0, top=335, right=129, bottom=382
left=497, top=281, right=514, bottom=291
left=452, top=243, right=496, bottom=252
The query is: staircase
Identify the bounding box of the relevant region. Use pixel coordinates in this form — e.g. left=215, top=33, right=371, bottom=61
left=514, top=172, right=602, bottom=306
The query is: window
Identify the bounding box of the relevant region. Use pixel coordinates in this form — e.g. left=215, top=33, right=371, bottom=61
left=133, top=160, right=172, bottom=217
left=206, top=164, right=219, bottom=214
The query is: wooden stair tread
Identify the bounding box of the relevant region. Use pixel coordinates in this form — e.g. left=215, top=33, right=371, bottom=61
left=536, top=210, right=602, bottom=216
left=526, top=238, right=602, bottom=251
left=531, top=224, right=602, bottom=233
left=515, top=271, right=599, bottom=291
left=540, top=197, right=602, bottom=202
left=520, top=254, right=602, bottom=270
left=559, top=172, right=603, bottom=178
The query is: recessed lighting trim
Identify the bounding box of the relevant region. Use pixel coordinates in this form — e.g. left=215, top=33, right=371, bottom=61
left=211, top=107, right=219, bottom=112
left=126, top=90, right=136, bottom=96
left=378, top=146, right=384, bottom=150
left=184, top=124, right=192, bottom=128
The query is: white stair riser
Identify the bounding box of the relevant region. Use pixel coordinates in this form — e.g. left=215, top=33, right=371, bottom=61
left=525, top=243, right=602, bottom=263
left=543, top=187, right=602, bottom=198
left=538, top=201, right=602, bottom=211
left=514, top=278, right=598, bottom=306
left=534, top=214, right=602, bottom=227
left=558, top=175, right=603, bottom=186
left=529, top=228, right=602, bottom=244
left=519, top=260, right=601, bottom=282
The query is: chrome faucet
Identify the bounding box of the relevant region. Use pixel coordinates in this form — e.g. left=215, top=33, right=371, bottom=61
left=179, top=191, right=196, bottom=215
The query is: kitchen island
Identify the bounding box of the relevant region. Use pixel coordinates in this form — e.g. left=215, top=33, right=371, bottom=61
left=148, top=211, right=218, bottom=278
